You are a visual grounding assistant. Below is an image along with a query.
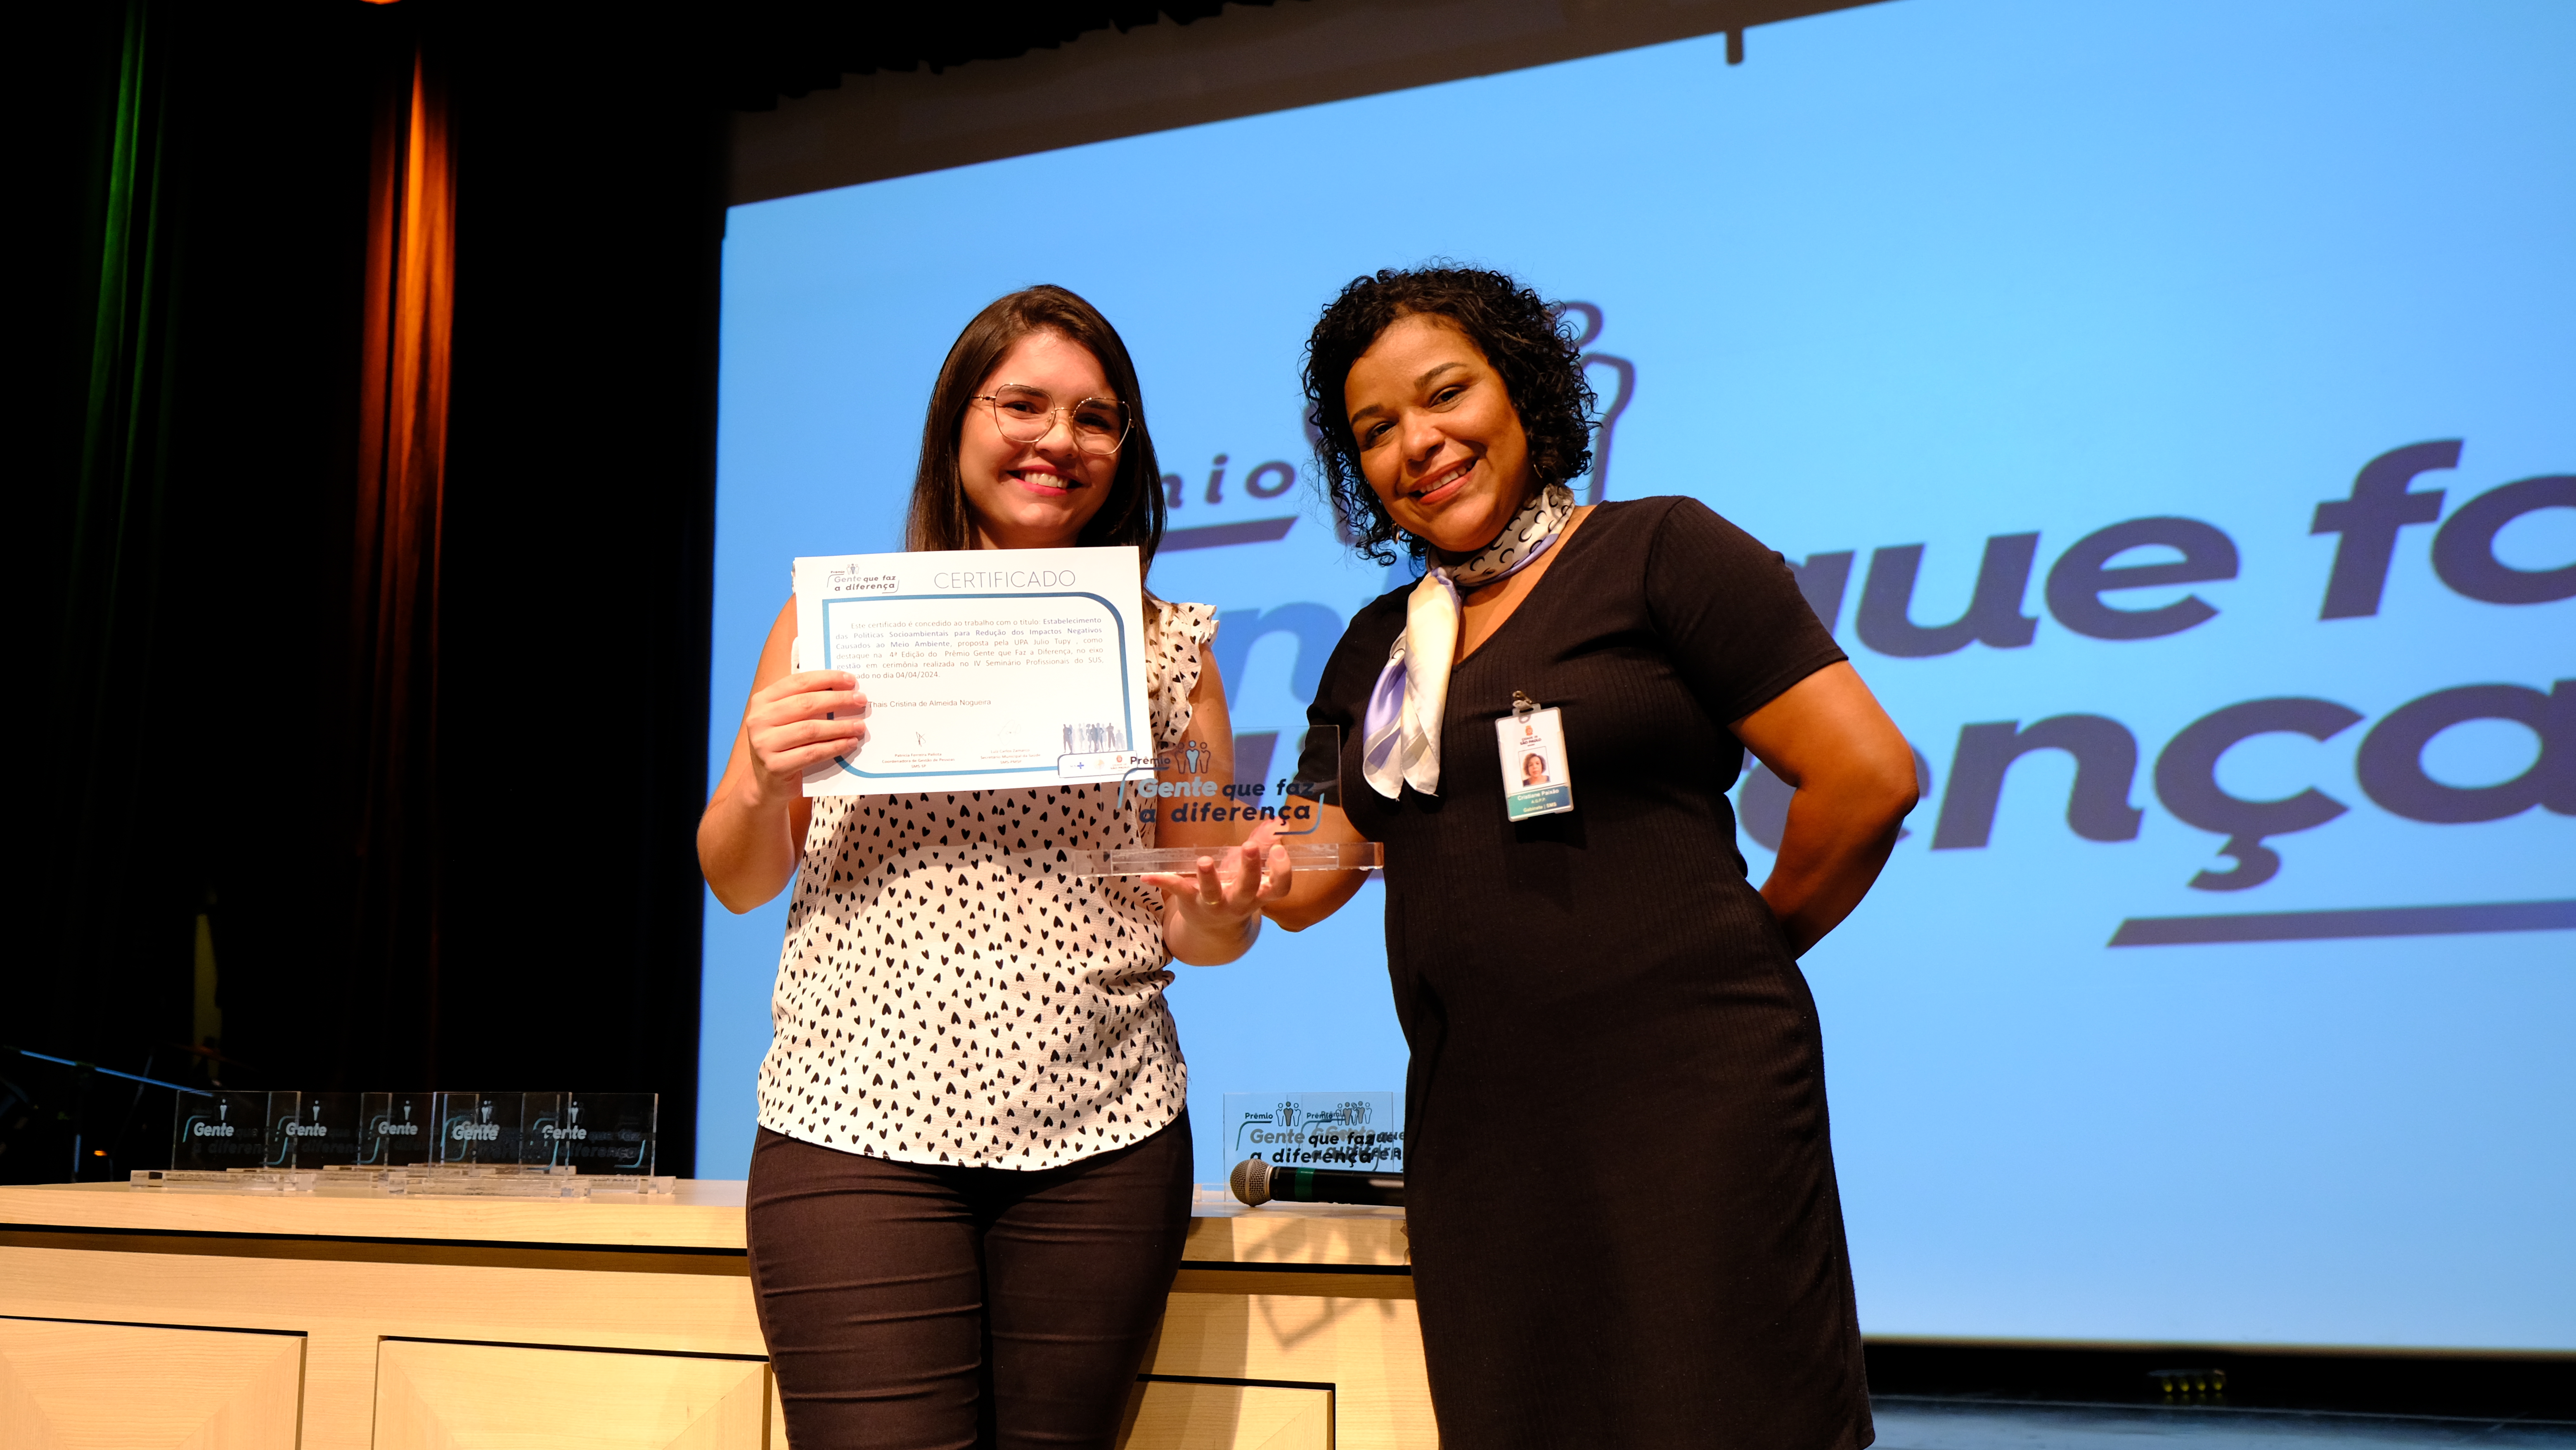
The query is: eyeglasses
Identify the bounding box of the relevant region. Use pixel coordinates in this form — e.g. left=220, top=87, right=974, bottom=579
left=974, top=385, right=1132, bottom=456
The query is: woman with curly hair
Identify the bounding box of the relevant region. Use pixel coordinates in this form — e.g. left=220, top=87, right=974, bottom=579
left=1263, top=266, right=1916, bottom=1448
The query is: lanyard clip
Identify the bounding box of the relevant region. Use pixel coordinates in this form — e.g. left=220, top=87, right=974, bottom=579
left=1511, top=690, right=1540, bottom=723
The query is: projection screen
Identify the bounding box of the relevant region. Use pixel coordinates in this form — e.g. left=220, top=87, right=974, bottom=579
left=703, top=0, right=2575, bottom=1350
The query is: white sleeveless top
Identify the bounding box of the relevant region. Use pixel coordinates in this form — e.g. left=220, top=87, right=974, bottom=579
left=755, top=599, right=1217, bottom=1170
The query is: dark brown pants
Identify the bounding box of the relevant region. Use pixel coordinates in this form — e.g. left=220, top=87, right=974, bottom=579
left=745, top=1115, right=1193, bottom=1450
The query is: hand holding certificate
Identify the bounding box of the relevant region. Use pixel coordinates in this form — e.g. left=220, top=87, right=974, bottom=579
left=784, top=540, right=1381, bottom=880
left=793, top=545, right=1154, bottom=796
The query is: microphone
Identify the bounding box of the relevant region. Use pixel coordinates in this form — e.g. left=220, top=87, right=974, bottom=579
left=1230, top=1157, right=1404, bottom=1207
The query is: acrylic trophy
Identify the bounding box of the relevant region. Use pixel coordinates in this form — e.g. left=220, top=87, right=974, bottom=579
left=253, top=1091, right=303, bottom=1168
left=433, top=1091, right=525, bottom=1165
left=537, top=1092, right=659, bottom=1175
left=1066, top=723, right=1382, bottom=878
left=169, top=1090, right=283, bottom=1173
left=1222, top=1092, right=1402, bottom=1171
left=143, top=1089, right=668, bottom=1196
left=281, top=1091, right=364, bottom=1168
left=357, top=1091, right=437, bottom=1167
left=523, top=1092, right=569, bottom=1167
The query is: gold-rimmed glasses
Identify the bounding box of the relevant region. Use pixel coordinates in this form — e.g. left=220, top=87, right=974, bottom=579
left=975, top=384, right=1132, bottom=456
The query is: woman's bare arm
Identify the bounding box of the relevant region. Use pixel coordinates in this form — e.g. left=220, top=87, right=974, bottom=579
left=696, top=598, right=867, bottom=913
left=1731, top=661, right=1919, bottom=956
left=1145, top=630, right=1291, bottom=964
left=1259, top=802, right=1371, bottom=931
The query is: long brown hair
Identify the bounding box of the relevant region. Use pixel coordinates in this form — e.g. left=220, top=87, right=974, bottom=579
left=904, top=285, right=1167, bottom=567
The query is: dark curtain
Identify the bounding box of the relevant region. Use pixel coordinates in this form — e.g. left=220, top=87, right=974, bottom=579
left=5, top=0, right=1277, bottom=1185
left=9, top=0, right=231, bottom=1171
left=49, top=0, right=194, bottom=1054
left=9, top=0, right=720, bottom=1179
left=342, top=44, right=457, bottom=1088
left=6, top=0, right=367, bottom=1174
left=426, top=9, right=723, bottom=1171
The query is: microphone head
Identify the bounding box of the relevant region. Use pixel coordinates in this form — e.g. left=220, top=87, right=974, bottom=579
left=1229, top=1157, right=1274, bottom=1206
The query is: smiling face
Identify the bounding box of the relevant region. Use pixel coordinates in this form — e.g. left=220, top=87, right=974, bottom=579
left=957, top=329, right=1123, bottom=551
left=1342, top=312, right=1537, bottom=556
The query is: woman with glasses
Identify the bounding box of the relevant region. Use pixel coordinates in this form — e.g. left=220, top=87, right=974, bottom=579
left=698, top=285, right=1283, bottom=1449
left=1261, top=267, right=1918, bottom=1448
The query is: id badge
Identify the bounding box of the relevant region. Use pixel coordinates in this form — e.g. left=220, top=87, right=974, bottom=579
left=1498, top=693, right=1574, bottom=822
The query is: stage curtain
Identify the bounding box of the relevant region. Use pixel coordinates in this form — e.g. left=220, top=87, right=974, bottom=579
left=30, top=0, right=195, bottom=1065
left=14, top=0, right=717, bottom=1173
left=347, top=47, right=457, bottom=1071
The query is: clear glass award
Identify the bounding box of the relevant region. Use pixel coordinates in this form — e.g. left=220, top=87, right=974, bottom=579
left=432, top=1091, right=525, bottom=1166
left=1065, top=723, right=1382, bottom=877
left=520, top=1092, right=570, bottom=1167
left=170, top=1091, right=281, bottom=1173
left=146, top=1089, right=663, bottom=1198
left=538, top=1092, right=658, bottom=1175
left=254, top=1092, right=305, bottom=1169
left=408, top=1092, right=571, bottom=1194
left=357, top=1091, right=438, bottom=1168
left=1221, top=1092, right=1403, bottom=1171
left=280, top=1091, right=363, bottom=1168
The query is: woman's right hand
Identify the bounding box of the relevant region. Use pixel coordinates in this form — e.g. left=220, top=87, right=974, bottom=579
left=703, top=599, right=839, bottom=913
left=741, top=670, right=870, bottom=803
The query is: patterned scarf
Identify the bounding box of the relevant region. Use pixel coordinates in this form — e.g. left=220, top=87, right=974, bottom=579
left=1361, top=483, right=1578, bottom=798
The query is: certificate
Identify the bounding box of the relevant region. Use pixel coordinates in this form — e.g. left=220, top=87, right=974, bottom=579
left=793, top=545, right=1155, bottom=798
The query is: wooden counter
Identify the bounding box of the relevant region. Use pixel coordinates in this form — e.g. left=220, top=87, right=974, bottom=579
left=0, top=1180, right=1430, bottom=1449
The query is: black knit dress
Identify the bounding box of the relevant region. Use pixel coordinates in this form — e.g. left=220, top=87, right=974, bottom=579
left=1300, top=496, right=1873, bottom=1449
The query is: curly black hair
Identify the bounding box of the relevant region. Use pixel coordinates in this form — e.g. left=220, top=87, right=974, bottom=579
left=1300, top=266, right=1596, bottom=564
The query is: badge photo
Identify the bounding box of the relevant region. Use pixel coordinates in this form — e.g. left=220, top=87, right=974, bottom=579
left=1498, top=695, right=1573, bottom=822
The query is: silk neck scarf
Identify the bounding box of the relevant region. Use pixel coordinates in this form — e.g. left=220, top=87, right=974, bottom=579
left=1361, top=482, right=1578, bottom=798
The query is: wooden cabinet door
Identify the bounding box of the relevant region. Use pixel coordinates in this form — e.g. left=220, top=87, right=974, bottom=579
left=372, top=1341, right=769, bottom=1450
left=1118, top=1378, right=1332, bottom=1450
left=0, top=1317, right=303, bottom=1450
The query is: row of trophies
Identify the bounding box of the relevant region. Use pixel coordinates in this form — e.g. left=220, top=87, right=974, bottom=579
left=139, top=1090, right=667, bottom=1199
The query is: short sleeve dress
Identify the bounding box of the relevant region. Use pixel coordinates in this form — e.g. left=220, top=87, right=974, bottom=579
left=1299, top=498, right=1873, bottom=1449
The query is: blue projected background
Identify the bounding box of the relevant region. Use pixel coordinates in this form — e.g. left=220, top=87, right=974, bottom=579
left=704, top=0, right=2575, bottom=1349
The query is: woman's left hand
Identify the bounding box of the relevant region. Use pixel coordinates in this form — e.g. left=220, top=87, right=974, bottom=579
left=1147, top=828, right=1293, bottom=965
left=1732, top=661, right=1920, bottom=956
